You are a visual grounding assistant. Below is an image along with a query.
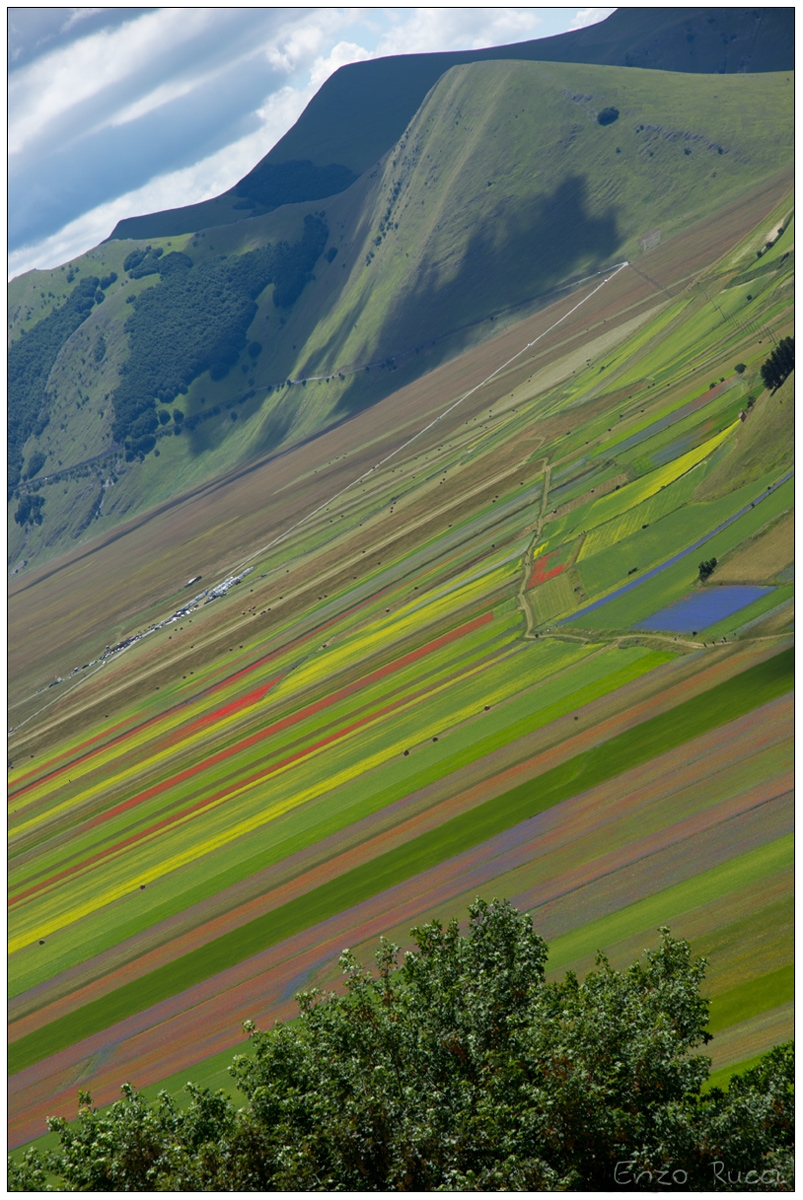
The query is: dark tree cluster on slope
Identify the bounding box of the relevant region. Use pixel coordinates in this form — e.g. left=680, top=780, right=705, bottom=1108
left=123, top=245, right=163, bottom=276
left=24, top=450, right=47, bottom=481
left=8, top=903, right=794, bottom=1191
left=14, top=493, right=45, bottom=527
left=7, top=276, right=101, bottom=496
left=113, top=217, right=327, bottom=460
left=760, top=336, right=794, bottom=392
left=271, top=213, right=329, bottom=308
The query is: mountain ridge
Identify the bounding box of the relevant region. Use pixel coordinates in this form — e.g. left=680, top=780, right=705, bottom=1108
left=107, top=7, right=795, bottom=242
left=8, top=58, right=794, bottom=573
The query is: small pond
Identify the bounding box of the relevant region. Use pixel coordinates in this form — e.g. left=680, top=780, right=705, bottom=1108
left=634, top=585, right=774, bottom=634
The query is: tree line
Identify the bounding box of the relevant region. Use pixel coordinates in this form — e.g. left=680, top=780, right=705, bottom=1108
left=760, top=336, right=794, bottom=392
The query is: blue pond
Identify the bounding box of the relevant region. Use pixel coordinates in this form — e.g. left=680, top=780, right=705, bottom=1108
left=634, top=586, right=774, bottom=633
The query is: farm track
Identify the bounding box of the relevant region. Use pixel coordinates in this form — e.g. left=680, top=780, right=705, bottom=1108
left=517, top=457, right=552, bottom=637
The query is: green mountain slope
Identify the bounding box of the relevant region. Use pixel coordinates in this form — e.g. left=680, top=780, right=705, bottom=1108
left=108, top=7, right=795, bottom=242
left=8, top=61, right=793, bottom=573
left=284, top=61, right=794, bottom=412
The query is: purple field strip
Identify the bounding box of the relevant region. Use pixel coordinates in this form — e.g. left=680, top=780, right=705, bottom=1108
left=651, top=432, right=696, bottom=467
left=12, top=763, right=792, bottom=1111
left=561, top=468, right=794, bottom=624
left=10, top=783, right=792, bottom=1147
left=614, top=385, right=726, bottom=456
left=635, top=586, right=774, bottom=633
left=10, top=644, right=782, bottom=1031
left=516, top=788, right=792, bottom=948
left=706, top=1003, right=795, bottom=1072
left=11, top=740, right=791, bottom=1148
left=9, top=693, right=791, bottom=1142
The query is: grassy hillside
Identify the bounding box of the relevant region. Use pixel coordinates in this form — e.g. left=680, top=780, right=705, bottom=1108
left=285, top=61, right=793, bottom=407
left=8, top=178, right=793, bottom=1149
left=252, top=7, right=796, bottom=176
left=693, top=369, right=794, bottom=500
left=108, top=7, right=795, bottom=241
left=7, top=63, right=794, bottom=574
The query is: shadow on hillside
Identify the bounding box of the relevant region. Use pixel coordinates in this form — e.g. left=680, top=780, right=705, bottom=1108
left=182, top=174, right=619, bottom=467
left=335, top=173, right=621, bottom=416
left=185, top=386, right=300, bottom=461
left=250, top=391, right=304, bottom=457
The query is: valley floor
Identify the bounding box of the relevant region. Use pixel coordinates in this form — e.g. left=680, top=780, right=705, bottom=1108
left=8, top=184, right=794, bottom=1149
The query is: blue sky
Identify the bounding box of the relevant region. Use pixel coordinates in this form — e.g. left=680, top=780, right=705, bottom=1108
left=8, top=7, right=613, bottom=279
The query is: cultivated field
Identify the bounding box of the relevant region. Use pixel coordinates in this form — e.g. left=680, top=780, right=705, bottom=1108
left=8, top=182, right=794, bottom=1149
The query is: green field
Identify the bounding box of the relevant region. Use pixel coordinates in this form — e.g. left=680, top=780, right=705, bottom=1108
left=8, top=645, right=792, bottom=1077
left=8, top=149, right=793, bottom=1150
left=546, top=836, right=793, bottom=973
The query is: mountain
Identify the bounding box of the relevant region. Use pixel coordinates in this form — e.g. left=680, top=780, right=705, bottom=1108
left=7, top=13, right=794, bottom=1154
left=108, top=7, right=795, bottom=242
left=8, top=58, right=793, bottom=572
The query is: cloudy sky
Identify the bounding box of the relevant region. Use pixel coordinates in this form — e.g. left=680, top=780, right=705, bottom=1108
left=8, top=7, right=614, bottom=280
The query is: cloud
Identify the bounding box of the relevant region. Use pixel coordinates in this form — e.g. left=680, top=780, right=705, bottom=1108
left=569, top=8, right=616, bottom=31
left=375, top=7, right=548, bottom=56
left=8, top=9, right=355, bottom=261
left=8, top=80, right=320, bottom=280
left=9, top=8, right=602, bottom=278
left=308, top=40, right=374, bottom=92
left=7, top=8, right=157, bottom=71
left=10, top=47, right=293, bottom=248
left=9, top=9, right=289, bottom=158
left=10, top=123, right=274, bottom=280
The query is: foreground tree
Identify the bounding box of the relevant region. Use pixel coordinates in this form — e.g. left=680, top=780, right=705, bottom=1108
left=8, top=902, right=794, bottom=1191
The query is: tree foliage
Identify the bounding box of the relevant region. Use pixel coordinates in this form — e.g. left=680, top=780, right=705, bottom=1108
left=8, top=903, right=794, bottom=1191
left=271, top=213, right=328, bottom=309
left=7, top=276, right=100, bottom=496
left=112, top=217, right=327, bottom=460
left=123, top=245, right=165, bottom=278
left=13, top=493, right=45, bottom=527
left=24, top=450, right=47, bottom=481
left=760, top=336, right=794, bottom=392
